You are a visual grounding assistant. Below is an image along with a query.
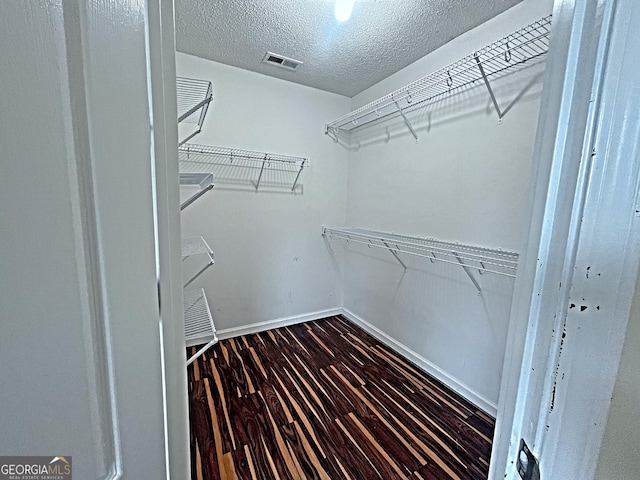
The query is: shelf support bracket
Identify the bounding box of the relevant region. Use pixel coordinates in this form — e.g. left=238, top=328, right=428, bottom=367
left=383, top=240, right=407, bottom=269
left=186, top=337, right=218, bottom=366
left=180, top=183, right=214, bottom=211
left=473, top=53, right=505, bottom=119
left=183, top=259, right=215, bottom=289
left=394, top=101, right=418, bottom=141
left=256, top=155, right=267, bottom=191
left=453, top=251, right=482, bottom=293
left=178, top=128, right=202, bottom=147
left=325, top=127, right=339, bottom=143
left=178, top=96, right=212, bottom=123
left=291, top=159, right=306, bottom=192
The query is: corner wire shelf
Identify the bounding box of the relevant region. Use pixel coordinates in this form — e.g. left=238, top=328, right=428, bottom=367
left=184, top=288, right=218, bottom=366
left=179, top=173, right=214, bottom=211
left=322, top=226, right=518, bottom=293
left=177, top=77, right=213, bottom=146
left=179, top=143, right=308, bottom=192
left=324, top=15, right=552, bottom=142
left=182, top=236, right=215, bottom=288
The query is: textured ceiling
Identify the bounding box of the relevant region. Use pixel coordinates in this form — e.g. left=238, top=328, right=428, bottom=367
left=175, top=0, right=523, bottom=97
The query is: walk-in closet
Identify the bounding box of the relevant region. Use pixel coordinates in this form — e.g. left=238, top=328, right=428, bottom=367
left=175, top=0, right=551, bottom=478
left=4, top=0, right=639, bottom=479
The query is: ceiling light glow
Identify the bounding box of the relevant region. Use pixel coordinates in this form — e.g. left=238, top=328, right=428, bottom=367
left=335, top=0, right=355, bottom=22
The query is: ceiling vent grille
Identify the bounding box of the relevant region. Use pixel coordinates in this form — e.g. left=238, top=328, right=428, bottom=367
left=262, top=52, right=303, bottom=71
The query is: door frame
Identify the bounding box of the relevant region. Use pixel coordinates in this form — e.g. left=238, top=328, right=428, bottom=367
left=491, top=0, right=640, bottom=478
left=146, top=1, right=191, bottom=479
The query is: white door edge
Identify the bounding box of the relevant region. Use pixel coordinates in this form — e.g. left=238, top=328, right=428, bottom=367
left=491, top=0, right=640, bottom=478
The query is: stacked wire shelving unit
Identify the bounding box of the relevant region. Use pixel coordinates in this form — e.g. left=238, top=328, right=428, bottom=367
left=175, top=71, right=312, bottom=363
left=324, top=16, right=552, bottom=142
left=177, top=76, right=218, bottom=365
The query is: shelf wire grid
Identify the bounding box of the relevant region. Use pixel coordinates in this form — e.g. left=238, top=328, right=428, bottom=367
left=179, top=172, right=213, bottom=188
left=323, top=227, right=518, bottom=277
left=326, top=15, right=551, bottom=133
left=177, top=77, right=212, bottom=125
left=181, top=237, right=215, bottom=289
left=179, top=144, right=307, bottom=169
left=179, top=143, right=308, bottom=191
left=183, top=288, right=217, bottom=345
left=182, top=236, right=214, bottom=259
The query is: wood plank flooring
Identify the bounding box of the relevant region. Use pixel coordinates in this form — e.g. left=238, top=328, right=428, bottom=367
left=187, top=315, right=494, bottom=480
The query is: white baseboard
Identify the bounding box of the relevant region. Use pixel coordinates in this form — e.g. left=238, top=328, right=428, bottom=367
left=341, top=308, right=498, bottom=417
left=215, top=307, right=343, bottom=340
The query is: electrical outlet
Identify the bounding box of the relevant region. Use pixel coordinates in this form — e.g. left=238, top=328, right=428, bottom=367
left=517, top=439, right=540, bottom=480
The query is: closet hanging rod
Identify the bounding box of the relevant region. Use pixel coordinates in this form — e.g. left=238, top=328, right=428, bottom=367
left=322, top=227, right=518, bottom=277
left=333, top=28, right=546, bottom=129
left=325, top=15, right=551, bottom=134
left=326, top=233, right=516, bottom=274
left=323, top=227, right=518, bottom=264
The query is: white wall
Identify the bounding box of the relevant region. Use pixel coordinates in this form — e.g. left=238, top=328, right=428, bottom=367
left=342, top=0, right=552, bottom=409
left=595, top=274, right=640, bottom=479
left=176, top=54, right=350, bottom=333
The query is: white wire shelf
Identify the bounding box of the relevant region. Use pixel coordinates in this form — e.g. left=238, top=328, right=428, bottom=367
left=324, top=16, right=551, bottom=141
left=179, top=143, right=308, bottom=192
left=182, top=236, right=214, bottom=258
left=323, top=226, right=518, bottom=292
left=177, top=77, right=213, bottom=145
left=179, top=173, right=214, bottom=211
left=182, top=236, right=215, bottom=288
left=183, top=288, right=218, bottom=366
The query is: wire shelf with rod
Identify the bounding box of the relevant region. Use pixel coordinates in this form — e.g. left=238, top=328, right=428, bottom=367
left=177, top=77, right=213, bottom=145
left=324, top=15, right=551, bottom=142
left=322, top=226, right=518, bottom=293
left=179, top=143, right=309, bottom=192
left=184, top=288, right=218, bottom=366
left=182, top=236, right=215, bottom=288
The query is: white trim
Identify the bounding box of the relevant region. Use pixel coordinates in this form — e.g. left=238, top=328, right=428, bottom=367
left=216, top=308, right=343, bottom=339
left=145, top=1, right=189, bottom=479
left=490, top=1, right=607, bottom=476
left=341, top=308, right=498, bottom=417
left=534, top=0, right=640, bottom=476
left=491, top=1, right=640, bottom=478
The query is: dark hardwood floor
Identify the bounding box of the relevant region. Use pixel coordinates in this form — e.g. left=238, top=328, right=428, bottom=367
left=187, top=315, right=494, bottom=480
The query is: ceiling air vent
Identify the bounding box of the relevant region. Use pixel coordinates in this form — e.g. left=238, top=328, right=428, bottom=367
left=262, top=52, right=303, bottom=71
